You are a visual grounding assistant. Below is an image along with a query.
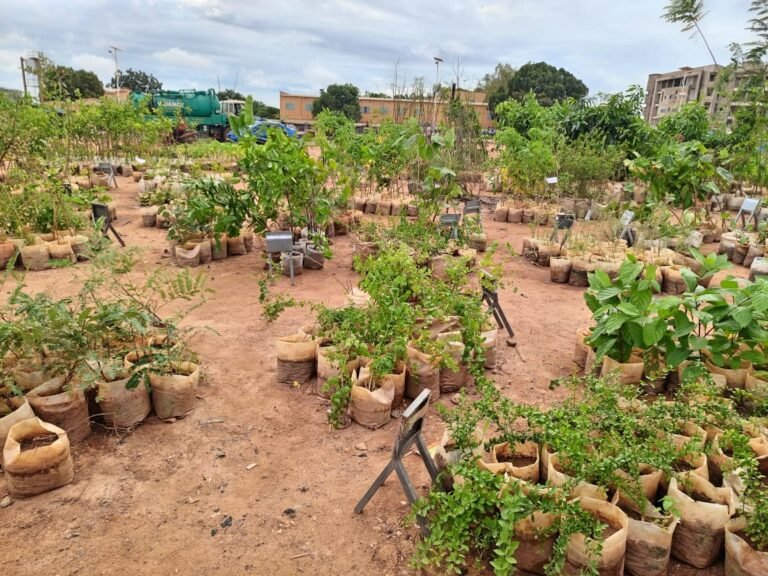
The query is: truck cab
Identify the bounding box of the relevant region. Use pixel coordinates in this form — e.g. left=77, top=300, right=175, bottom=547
left=220, top=100, right=246, bottom=118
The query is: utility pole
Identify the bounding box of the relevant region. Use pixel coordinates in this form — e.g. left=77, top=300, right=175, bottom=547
left=108, top=45, right=121, bottom=101
left=432, top=56, right=443, bottom=129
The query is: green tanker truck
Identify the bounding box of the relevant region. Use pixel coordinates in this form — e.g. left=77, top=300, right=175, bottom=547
left=131, top=89, right=244, bottom=141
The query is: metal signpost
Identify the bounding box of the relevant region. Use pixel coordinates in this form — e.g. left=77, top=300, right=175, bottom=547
left=549, top=213, right=575, bottom=250
left=736, top=198, right=761, bottom=228
left=619, top=210, right=636, bottom=247
left=265, top=231, right=296, bottom=286
left=439, top=213, right=460, bottom=240
left=354, top=389, right=438, bottom=535
left=97, top=162, right=118, bottom=189
left=91, top=203, right=125, bottom=247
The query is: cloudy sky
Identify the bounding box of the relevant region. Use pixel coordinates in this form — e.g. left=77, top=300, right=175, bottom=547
left=0, top=0, right=759, bottom=105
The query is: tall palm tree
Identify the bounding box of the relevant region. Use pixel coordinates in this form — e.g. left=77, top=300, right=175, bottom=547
left=663, top=0, right=719, bottom=114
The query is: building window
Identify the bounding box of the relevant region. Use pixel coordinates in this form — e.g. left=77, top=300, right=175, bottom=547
left=709, top=73, right=717, bottom=82
left=304, top=103, right=313, bottom=111
left=286, top=102, right=296, bottom=111
left=362, top=106, right=370, bottom=114
left=380, top=106, right=389, bottom=115
left=706, top=87, right=714, bottom=96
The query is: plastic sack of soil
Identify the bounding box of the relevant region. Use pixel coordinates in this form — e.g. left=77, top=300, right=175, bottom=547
left=26, top=376, right=91, bottom=444
left=566, top=497, right=628, bottom=576
left=3, top=417, right=74, bottom=498
left=98, top=376, right=151, bottom=429
left=514, top=509, right=558, bottom=575
left=405, top=346, right=440, bottom=402
left=601, top=355, right=645, bottom=385
left=148, top=362, right=199, bottom=419
left=276, top=333, right=316, bottom=385
left=481, top=328, right=498, bottom=369
left=668, top=474, right=735, bottom=569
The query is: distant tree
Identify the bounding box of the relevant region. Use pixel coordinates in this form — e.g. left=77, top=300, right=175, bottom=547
left=365, top=91, right=388, bottom=98
left=217, top=89, right=245, bottom=101
left=478, top=63, right=516, bottom=111
left=506, top=62, right=588, bottom=107
left=312, top=83, right=361, bottom=122
left=253, top=100, right=279, bottom=119
left=110, top=68, right=162, bottom=93
left=41, top=64, right=104, bottom=100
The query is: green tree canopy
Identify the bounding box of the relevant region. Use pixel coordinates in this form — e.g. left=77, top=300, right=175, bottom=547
left=478, top=63, right=516, bottom=112
left=42, top=65, right=104, bottom=100
left=217, top=89, right=245, bottom=101
left=312, top=83, right=361, bottom=122
left=506, top=61, right=588, bottom=107
left=253, top=100, right=279, bottom=119
left=110, top=68, right=162, bottom=93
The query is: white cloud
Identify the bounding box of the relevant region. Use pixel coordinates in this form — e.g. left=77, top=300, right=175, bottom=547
left=303, top=64, right=341, bottom=91
left=70, top=53, right=115, bottom=82
left=153, top=47, right=214, bottom=70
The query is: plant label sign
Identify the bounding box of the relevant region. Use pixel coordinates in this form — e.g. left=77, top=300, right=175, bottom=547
left=545, top=176, right=558, bottom=185
left=620, top=210, right=635, bottom=227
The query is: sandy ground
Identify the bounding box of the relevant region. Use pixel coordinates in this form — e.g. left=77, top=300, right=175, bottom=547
left=0, top=176, right=739, bottom=576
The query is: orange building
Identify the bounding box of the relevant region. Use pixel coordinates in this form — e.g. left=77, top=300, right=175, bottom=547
left=279, top=90, right=494, bottom=130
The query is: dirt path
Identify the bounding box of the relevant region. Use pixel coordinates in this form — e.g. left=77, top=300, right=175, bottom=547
left=0, top=177, right=726, bottom=576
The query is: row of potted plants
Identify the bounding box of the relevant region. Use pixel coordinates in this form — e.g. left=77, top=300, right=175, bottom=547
left=0, top=247, right=206, bottom=498
left=417, top=371, right=767, bottom=575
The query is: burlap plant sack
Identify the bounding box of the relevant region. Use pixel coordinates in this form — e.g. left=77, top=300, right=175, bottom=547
left=547, top=452, right=608, bottom=501
left=514, top=510, right=558, bottom=576
left=69, top=235, right=89, bottom=260
left=405, top=345, right=440, bottom=402
left=147, top=361, right=199, bottom=419
left=573, top=328, right=591, bottom=370
left=226, top=235, right=246, bottom=256
left=26, top=376, right=91, bottom=444
left=601, top=355, right=645, bottom=385
left=211, top=236, right=228, bottom=260
left=565, top=497, right=629, bottom=576
left=725, top=517, right=768, bottom=576
left=481, top=328, right=498, bottom=369
left=20, top=244, right=49, bottom=271
left=668, top=474, right=736, bottom=569
left=493, top=204, right=509, bottom=222
left=140, top=206, right=158, bottom=227
left=0, top=398, right=35, bottom=462
left=380, top=362, right=406, bottom=409
left=97, top=376, right=151, bottom=429
left=196, top=239, right=213, bottom=264
left=276, top=333, right=316, bottom=385
left=439, top=339, right=468, bottom=393
left=349, top=365, right=395, bottom=429
left=241, top=230, right=254, bottom=252
left=744, top=244, right=765, bottom=268
left=705, top=359, right=752, bottom=389
left=0, top=241, right=15, bottom=268
left=479, top=440, right=540, bottom=483
left=12, top=365, right=52, bottom=392
left=48, top=240, right=76, bottom=263
left=621, top=499, right=679, bottom=576
left=3, top=418, right=74, bottom=498
left=569, top=259, right=594, bottom=288
left=175, top=244, right=200, bottom=268
left=551, top=257, right=572, bottom=283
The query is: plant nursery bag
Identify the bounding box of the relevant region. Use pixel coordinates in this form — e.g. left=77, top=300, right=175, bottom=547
left=27, top=376, right=91, bottom=443
left=148, top=361, right=199, bottom=419
left=276, top=333, right=316, bottom=385
left=4, top=417, right=74, bottom=498
left=98, top=376, right=151, bottom=429
left=668, top=474, right=735, bottom=569
left=565, top=497, right=628, bottom=576
left=725, top=516, right=768, bottom=576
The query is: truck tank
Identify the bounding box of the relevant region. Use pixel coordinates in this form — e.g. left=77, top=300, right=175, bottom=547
left=132, top=89, right=229, bottom=140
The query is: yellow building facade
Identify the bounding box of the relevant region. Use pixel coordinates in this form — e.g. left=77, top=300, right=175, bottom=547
left=279, top=90, right=494, bottom=130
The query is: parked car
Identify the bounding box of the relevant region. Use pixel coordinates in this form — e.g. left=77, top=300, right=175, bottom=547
left=227, top=118, right=298, bottom=143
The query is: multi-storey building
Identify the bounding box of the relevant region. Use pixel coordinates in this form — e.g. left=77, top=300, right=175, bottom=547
left=279, top=90, right=494, bottom=130
left=644, top=64, right=738, bottom=125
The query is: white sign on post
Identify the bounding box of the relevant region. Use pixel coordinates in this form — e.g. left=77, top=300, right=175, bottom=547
left=545, top=176, right=558, bottom=185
